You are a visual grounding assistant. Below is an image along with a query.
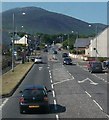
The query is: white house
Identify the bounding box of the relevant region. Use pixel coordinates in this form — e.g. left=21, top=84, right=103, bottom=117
left=14, top=35, right=28, bottom=46
left=88, top=27, right=109, bottom=58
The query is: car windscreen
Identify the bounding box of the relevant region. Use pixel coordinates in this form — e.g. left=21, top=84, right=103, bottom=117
left=64, top=58, right=72, bottom=61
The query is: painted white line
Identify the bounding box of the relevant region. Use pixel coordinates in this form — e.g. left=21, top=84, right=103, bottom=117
left=56, top=114, right=59, bottom=120
left=47, top=67, right=49, bottom=69
left=54, top=99, right=57, bottom=110
left=49, top=70, right=51, bottom=73
left=69, top=73, right=71, bottom=76
left=51, top=79, right=53, bottom=83
left=72, top=76, right=74, bottom=79
left=54, top=99, right=57, bottom=105
left=51, top=84, right=54, bottom=89
left=39, top=67, right=43, bottom=70
left=78, top=78, right=98, bottom=85
left=52, top=90, right=55, bottom=98
left=0, top=98, right=9, bottom=110
left=93, top=100, right=103, bottom=111
left=106, top=114, right=109, bottom=118
left=85, top=91, right=91, bottom=98
left=50, top=75, right=52, bottom=79
left=53, top=79, right=73, bottom=85
left=49, top=72, right=52, bottom=76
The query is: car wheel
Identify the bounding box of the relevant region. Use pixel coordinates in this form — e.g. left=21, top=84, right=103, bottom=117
left=20, top=107, right=26, bottom=114
left=44, top=105, right=50, bottom=113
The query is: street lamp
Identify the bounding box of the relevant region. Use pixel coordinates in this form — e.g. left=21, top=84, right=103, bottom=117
left=11, top=12, right=26, bottom=71
left=12, top=13, right=15, bottom=72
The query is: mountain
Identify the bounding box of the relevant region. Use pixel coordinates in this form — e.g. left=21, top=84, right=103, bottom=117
left=2, top=6, right=107, bottom=35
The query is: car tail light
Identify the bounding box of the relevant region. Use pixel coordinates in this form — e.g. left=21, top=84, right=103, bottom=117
left=44, top=97, right=48, bottom=101
left=19, top=97, right=24, bottom=103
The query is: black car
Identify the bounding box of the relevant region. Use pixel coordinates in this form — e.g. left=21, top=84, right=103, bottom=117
left=87, top=61, right=103, bottom=73
left=62, top=53, right=69, bottom=58
left=63, top=57, right=72, bottom=65
left=19, top=85, right=51, bottom=114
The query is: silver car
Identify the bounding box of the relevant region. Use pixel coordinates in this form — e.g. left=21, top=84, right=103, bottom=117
left=34, top=56, right=43, bottom=63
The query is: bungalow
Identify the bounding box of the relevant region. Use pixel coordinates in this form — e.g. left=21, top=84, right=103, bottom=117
left=74, top=37, right=92, bottom=55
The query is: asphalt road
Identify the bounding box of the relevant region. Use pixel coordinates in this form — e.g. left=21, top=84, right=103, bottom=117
left=1, top=48, right=109, bottom=119
left=2, top=53, right=59, bottom=119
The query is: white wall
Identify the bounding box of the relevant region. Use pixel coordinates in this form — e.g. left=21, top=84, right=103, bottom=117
left=89, top=27, right=109, bottom=57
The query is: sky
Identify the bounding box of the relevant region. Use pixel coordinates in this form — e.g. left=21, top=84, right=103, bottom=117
left=1, top=2, right=108, bottom=24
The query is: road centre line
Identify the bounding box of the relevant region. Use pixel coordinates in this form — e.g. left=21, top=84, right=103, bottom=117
left=85, top=91, right=91, bottom=98
left=51, top=84, right=54, bottom=89
left=56, top=114, right=59, bottom=120
left=93, top=100, right=103, bottom=111
left=50, top=75, right=52, bottom=79
left=52, top=90, right=55, bottom=98
left=49, top=72, right=52, bottom=76
left=54, top=99, right=57, bottom=105
left=51, top=79, right=53, bottom=83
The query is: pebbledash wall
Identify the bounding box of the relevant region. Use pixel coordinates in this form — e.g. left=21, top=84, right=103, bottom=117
left=88, top=27, right=109, bottom=58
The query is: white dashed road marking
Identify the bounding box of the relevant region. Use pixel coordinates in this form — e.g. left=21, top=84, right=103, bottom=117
left=85, top=91, right=91, bottom=98
left=93, top=100, right=103, bottom=111
left=56, top=114, right=59, bottom=120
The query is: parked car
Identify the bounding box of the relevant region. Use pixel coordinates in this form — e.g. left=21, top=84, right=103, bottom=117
left=62, top=53, right=69, bottom=58
left=103, top=60, right=109, bottom=69
left=63, top=57, right=72, bottom=65
left=87, top=61, right=103, bottom=73
left=34, top=56, right=43, bottom=63
left=19, top=85, right=51, bottom=114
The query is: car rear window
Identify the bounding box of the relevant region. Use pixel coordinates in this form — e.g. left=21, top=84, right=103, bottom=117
left=92, top=62, right=102, bottom=67
left=23, top=89, right=46, bottom=97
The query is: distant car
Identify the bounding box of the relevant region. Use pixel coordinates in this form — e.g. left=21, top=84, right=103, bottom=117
left=43, top=48, right=48, bottom=52
left=34, top=56, right=43, bottom=63
left=103, top=60, right=109, bottom=69
left=63, top=57, right=72, bottom=65
left=62, top=53, right=69, bottom=58
left=87, top=61, right=103, bottom=73
left=53, top=50, right=57, bottom=54
left=58, top=48, right=61, bottom=51
left=19, top=85, right=51, bottom=114
left=31, top=56, right=35, bottom=62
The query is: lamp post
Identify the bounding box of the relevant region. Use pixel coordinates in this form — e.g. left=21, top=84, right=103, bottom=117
left=12, top=13, right=15, bottom=72
left=11, top=12, right=26, bottom=70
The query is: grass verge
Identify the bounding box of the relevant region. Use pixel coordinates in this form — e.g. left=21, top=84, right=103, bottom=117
left=2, top=62, right=34, bottom=97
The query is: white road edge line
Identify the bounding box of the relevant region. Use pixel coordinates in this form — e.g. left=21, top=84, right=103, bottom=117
left=0, top=98, right=9, bottom=110
left=56, top=114, right=59, bottom=120
left=93, top=100, right=103, bottom=111
left=85, top=91, right=91, bottom=98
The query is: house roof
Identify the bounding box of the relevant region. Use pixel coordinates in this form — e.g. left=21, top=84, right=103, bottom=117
left=74, top=38, right=92, bottom=48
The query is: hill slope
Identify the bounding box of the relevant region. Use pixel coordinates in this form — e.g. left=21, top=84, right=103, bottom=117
left=2, top=6, right=106, bottom=35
